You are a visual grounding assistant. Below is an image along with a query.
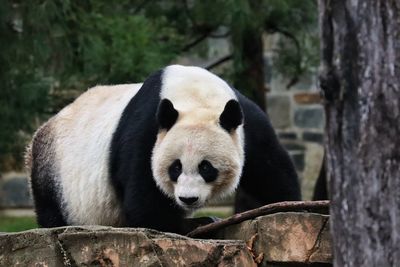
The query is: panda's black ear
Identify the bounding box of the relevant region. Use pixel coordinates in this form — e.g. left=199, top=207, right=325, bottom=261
left=157, top=99, right=179, bottom=130
left=219, top=100, right=243, bottom=132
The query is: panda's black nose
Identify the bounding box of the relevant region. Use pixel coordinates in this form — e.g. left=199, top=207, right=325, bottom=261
left=179, top=197, right=198, bottom=205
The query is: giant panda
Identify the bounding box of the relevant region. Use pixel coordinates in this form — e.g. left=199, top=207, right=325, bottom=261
left=26, top=65, right=300, bottom=233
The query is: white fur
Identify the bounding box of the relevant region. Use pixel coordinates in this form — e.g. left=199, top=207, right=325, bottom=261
left=53, top=83, right=142, bottom=225
left=175, top=173, right=212, bottom=210
left=152, top=65, right=245, bottom=210
left=161, top=65, right=238, bottom=114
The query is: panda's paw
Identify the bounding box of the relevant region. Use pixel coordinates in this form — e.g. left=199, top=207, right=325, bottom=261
left=207, top=216, right=222, bottom=223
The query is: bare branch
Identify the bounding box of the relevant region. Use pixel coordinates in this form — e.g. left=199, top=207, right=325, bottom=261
left=209, top=30, right=231, bottom=38
left=181, top=33, right=210, bottom=52
left=205, top=54, right=233, bottom=70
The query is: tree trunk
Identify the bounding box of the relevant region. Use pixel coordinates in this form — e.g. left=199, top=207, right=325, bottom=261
left=319, top=1, right=400, bottom=266
left=231, top=0, right=266, bottom=111
left=233, top=28, right=266, bottom=111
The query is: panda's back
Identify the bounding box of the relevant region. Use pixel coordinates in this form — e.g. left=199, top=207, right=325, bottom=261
left=29, top=83, right=142, bottom=225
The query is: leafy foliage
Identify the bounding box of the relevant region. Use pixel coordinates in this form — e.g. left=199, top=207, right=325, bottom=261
left=0, top=1, right=53, bottom=169
left=77, top=9, right=182, bottom=84
left=0, top=0, right=318, bottom=170
left=263, top=0, right=319, bottom=81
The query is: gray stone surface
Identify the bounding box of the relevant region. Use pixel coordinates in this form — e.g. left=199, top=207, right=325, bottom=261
left=277, top=131, right=298, bottom=140
left=0, top=176, right=32, bottom=208
left=292, top=73, right=316, bottom=91
left=263, top=56, right=273, bottom=83
left=267, top=95, right=291, bottom=129
left=269, top=74, right=291, bottom=93
left=0, top=226, right=256, bottom=267
left=303, top=131, right=324, bottom=143
left=302, top=143, right=325, bottom=200
left=280, top=141, right=306, bottom=173
left=282, top=141, right=306, bottom=152
left=294, top=107, right=325, bottom=129
left=290, top=151, right=305, bottom=172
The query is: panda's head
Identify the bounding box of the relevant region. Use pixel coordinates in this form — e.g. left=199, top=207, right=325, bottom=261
left=151, top=66, right=245, bottom=211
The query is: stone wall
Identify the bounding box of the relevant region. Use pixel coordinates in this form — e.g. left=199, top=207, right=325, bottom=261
left=267, top=78, right=324, bottom=199
left=264, top=34, right=324, bottom=200
left=0, top=172, right=32, bottom=209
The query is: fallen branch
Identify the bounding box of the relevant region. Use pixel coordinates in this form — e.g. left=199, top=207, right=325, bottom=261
left=205, top=54, right=233, bottom=70
left=187, top=200, right=329, bottom=238
left=182, top=33, right=210, bottom=52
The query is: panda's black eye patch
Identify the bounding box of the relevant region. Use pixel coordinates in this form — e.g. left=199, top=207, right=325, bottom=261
left=199, top=160, right=218, bottom=183
left=168, top=159, right=182, bottom=182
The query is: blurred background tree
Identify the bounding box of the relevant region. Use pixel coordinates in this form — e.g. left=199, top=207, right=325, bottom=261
left=0, top=0, right=318, bottom=171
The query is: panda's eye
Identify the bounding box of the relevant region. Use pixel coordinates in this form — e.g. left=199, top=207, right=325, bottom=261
left=199, top=160, right=218, bottom=183
left=168, top=159, right=182, bottom=182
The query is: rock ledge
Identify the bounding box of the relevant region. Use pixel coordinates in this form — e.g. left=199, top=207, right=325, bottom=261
left=0, top=226, right=255, bottom=266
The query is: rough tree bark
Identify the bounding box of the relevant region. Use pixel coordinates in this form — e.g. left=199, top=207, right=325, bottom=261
left=319, top=1, right=400, bottom=266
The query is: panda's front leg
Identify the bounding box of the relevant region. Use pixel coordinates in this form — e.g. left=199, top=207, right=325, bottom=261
left=121, top=181, right=186, bottom=234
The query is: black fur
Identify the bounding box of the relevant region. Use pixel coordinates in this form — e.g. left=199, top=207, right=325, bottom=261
left=198, top=160, right=218, bottom=183
left=168, top=159, right=182, bottom=182
left=219, top=100, right=243, bottom=132
left=312, top=154, right=328, bottom=200
left=234, top=90, right=301, bottom=213
left=157, top=99, right=179, bottom=130
left=30, top=123, right=67, bottom=227
left=110, top=69, right=185, bottom=233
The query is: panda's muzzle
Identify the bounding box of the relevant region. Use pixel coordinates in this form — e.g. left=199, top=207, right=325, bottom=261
left=179, top=196, right=199, bottom=205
